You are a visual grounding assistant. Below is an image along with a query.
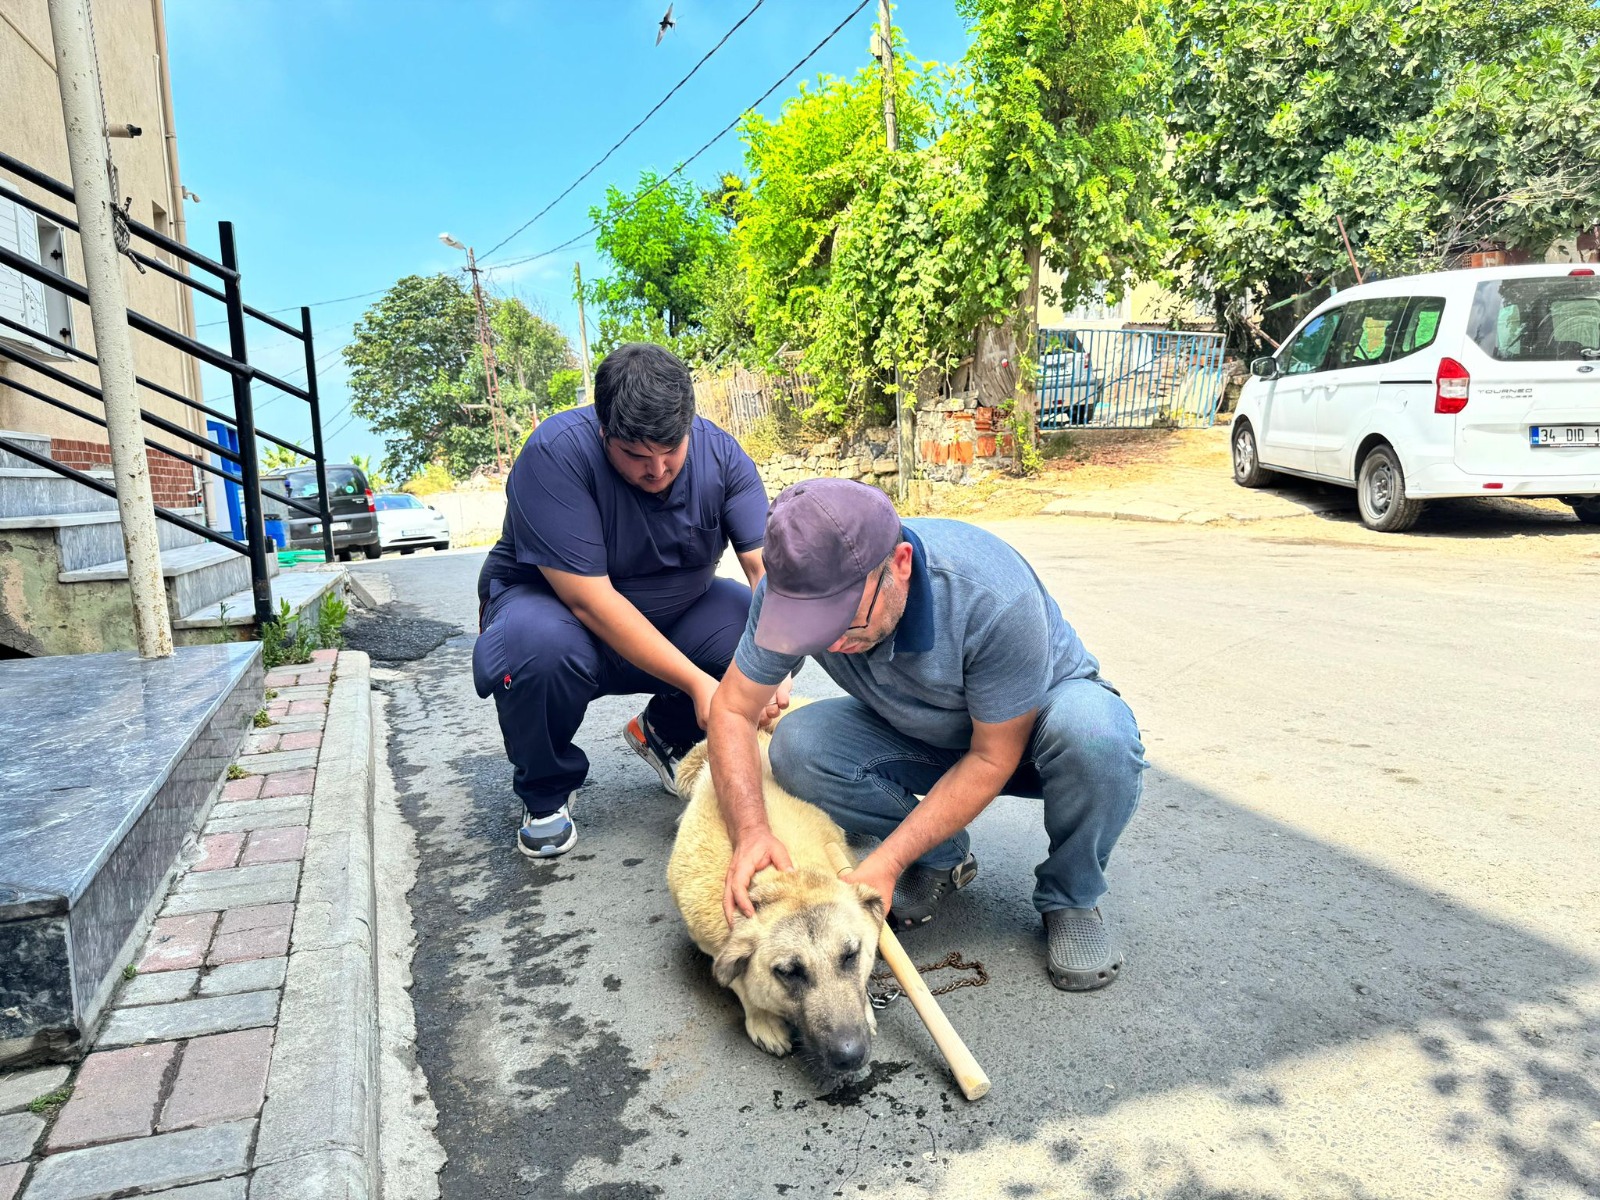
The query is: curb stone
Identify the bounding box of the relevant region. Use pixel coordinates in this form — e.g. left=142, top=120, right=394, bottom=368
left=251, top=651, right=378, bottom=1200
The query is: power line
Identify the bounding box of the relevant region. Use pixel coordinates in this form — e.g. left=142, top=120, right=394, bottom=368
left=480, top=0, right=872, bottom=278
left=195, top=288, right=390, bottom=329
left=478, top=0, right=768, bottom=263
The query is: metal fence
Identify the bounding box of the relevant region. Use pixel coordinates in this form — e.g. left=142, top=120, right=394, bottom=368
left=1037, top=327, right=1227, bottom=430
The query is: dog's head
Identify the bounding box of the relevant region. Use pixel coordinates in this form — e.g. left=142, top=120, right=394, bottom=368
left=712, top=867, right=885, bottom=1079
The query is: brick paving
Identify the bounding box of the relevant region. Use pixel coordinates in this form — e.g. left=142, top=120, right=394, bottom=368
left=0, top=655, right=344, bottom=1199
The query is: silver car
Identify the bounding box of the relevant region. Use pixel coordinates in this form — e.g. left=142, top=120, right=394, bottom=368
left=374, top=493, right=451, bottom=554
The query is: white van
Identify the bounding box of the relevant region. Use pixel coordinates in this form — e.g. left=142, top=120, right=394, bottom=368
left=1231, top=265, right=1600, bottom=531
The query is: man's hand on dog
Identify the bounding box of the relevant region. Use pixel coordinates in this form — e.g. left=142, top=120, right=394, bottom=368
left=757, top=675, right=794, bottom=730
left=840, top=853, right=900, bottom=925
left=724, top=828, right=794, bottom=925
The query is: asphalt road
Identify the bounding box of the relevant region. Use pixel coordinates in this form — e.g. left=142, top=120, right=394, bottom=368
left=354, top=511, right=1600, bottom=1200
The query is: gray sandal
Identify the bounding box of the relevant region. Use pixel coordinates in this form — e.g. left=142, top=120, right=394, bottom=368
left=890, top=853, right=978, bottom=930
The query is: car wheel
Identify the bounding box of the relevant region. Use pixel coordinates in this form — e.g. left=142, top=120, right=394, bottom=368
left=1231, top=420, right=1275, bottom=488
left=436, top=541, right=450, bottom=552
left=1357, top=444, right=1424, bottom=532
left=363, top=541, right=383, bottom=560
left=336, top=547, right=353, bottom=563
left=1569, top=499, right=1600, bottom=525
left=400, top=547, right=415, bottom=555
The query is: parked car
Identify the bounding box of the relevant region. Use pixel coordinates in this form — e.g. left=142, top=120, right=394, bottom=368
left=374, top=493, right=451, bottom=554
left=261, top=463, right=381, bottom=560
left=1231, top=265, right=1600, bottom=531
left=1038, top=330, right=1098, bottom=427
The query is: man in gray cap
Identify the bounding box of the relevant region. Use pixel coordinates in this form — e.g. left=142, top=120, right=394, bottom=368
left=706, top=478, right=1146, bottom=990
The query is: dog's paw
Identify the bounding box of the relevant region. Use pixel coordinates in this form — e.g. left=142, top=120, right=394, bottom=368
left=744, top=1010, right=793, bottom=1057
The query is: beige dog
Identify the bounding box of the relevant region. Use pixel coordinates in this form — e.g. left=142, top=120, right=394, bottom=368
left=667, top=716, right=885, bottom=1078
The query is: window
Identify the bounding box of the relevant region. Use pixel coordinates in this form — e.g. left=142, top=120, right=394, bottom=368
left=1282, top=310, right=1343, bottom=375
left=0, top=196, right=75, bottom=359
left=1327, top=297, right=1411, bottom=370
left=374, top=494, right=423, bottom=511
left=282, top=467, right=362, bottom=499
left=1469, top=276, right=1600, bottom=361
left=1393, top=297, right=1445, bottom=360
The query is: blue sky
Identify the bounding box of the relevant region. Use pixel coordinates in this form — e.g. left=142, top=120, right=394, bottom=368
left=164, top=0, right=974, bottom=470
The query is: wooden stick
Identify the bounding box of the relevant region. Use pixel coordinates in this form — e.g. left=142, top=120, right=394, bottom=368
left=826, top=843, right=991, bottom=1101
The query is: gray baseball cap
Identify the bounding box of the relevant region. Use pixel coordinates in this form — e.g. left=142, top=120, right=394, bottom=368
left=754, top=479, right=903, bottom=656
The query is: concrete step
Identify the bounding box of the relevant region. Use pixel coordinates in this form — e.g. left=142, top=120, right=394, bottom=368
left=58, top=541, right=278, bottom=624
left=0, top=642, right=263, bottom=1063
left=0, top=429, right=53, bottom=470
left=175, top=563, right=346, bottom=631
left=0, top=466, right=119, bottom=517
left=44, top=507, right=210, bottom=572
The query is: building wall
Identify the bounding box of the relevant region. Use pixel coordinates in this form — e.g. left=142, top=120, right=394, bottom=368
left=0, top=0, right=202, bottom=508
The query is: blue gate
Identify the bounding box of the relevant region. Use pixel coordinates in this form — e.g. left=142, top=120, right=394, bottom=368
left=1037, top=327, right=1226, bottom=430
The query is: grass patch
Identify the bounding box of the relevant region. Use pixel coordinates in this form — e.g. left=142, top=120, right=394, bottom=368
left=28, top=1086, right=71, bottom=1115
left=225, top=764, right=248, bottom=781
left=260, top=593, right=348, bottom=669
left=253, top=709, right=272, bottom=728
left=264, top=689, right=279, bottom=701
left=122, top=964, right=137, bottom=980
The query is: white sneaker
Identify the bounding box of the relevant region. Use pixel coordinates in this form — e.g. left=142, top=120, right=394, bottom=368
left=517, top=797, right=577, bottom=859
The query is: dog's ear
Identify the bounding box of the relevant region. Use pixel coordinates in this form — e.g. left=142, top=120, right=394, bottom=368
left=748, top=877, right=784, bottom=911
left=713, top=927, right=756, bottom=987
left=853, top=883, right=886, bottom=926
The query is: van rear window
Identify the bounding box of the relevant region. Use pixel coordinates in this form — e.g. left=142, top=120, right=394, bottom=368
left=1469, top=277, right=1600, bottom=361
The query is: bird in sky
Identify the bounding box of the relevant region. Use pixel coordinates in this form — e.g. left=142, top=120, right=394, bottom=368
left=656, top=4, right=675, bottom=44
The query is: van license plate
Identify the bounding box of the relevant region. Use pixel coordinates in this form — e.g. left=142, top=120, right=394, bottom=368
left=1531, top=425, right=1600, bottom=447
left=332, top=521, right=350, bottom=531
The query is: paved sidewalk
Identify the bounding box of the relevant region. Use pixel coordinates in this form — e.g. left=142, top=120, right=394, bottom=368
left=0, top=650, right=377, bottom=1200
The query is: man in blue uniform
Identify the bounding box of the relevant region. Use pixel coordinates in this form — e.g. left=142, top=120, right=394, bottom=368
left=473, top=343, right=781, bottom=858
left=707, top=479, right=1146, bottom=991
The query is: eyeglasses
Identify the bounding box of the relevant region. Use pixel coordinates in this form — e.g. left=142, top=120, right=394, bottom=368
left=844, top=565, right=890, bottom=632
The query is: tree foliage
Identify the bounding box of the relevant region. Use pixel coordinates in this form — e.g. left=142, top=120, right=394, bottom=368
left=343, top=274, right=576, bottom=478
left=1170, top=0, right=1600, bottom=340
left=732, top=2, right=1171, bottom=425
left=588, top=172, right=734, bottom=355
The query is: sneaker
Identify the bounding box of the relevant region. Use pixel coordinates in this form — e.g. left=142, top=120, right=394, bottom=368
left=1043, top=907, right=1123, bottom=991
left=518, top=798, right=577, bottom=859
left=889, top=852, right=978, bottom=931
left=623, top=710, right=684, bottom=797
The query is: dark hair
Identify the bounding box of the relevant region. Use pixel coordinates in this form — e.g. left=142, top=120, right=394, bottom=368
left=593, top=343, right=695, bottom=447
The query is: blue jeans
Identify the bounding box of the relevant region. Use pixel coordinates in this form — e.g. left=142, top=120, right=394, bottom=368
left=767, top=680, right=1146, bottom=913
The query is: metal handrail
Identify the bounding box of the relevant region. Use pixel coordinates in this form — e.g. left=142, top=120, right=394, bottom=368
left=0, top=153, right=339, bottom=627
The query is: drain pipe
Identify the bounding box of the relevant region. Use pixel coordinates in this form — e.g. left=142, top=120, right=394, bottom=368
left=48, top=0, right=173, bottom=657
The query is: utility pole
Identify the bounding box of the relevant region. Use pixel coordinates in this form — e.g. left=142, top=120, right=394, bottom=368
left=878, top=0, right=912, bottom=501
left=573, top=261, right=594, bottom=404
left=48, top=0, right=172, bottom=657
left=465, top=245, right=511, bottom=470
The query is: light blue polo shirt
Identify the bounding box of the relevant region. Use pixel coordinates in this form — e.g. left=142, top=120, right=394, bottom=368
left=735, top=518, right=1097, bottom=749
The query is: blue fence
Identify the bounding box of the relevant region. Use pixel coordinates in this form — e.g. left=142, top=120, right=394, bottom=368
left=1037, top=327, right=1227, bottom=430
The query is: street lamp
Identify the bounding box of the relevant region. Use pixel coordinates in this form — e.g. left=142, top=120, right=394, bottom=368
left=436, top=233, right=517, bottom=470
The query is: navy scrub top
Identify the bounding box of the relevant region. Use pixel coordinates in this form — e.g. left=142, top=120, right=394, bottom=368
left=477, top=405, right=769, bottom=623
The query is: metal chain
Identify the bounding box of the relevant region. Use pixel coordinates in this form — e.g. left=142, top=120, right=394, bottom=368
left=868, top=951, right=989, bottom=1010
left=82, top=0, right=144, bottom=273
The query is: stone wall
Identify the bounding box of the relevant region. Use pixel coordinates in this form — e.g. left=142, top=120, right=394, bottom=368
left=754, top=397, right=1013, bottom=495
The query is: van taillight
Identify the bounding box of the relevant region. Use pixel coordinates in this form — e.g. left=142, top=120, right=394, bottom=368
left=1572, top=268, right=1596, bottom=276
left=1436, top=357, right=1470, bottom=414
left=364, top=489, right=376, bottom=513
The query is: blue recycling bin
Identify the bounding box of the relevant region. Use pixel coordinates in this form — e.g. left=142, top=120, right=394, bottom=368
left=264, top=517, right=287, bottom=553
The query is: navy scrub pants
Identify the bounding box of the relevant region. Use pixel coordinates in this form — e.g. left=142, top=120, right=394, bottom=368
left=472, top=577, right=752, bottom=817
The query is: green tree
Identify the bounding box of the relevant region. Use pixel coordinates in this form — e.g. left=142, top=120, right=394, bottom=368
left=344, top=275, right=577, bottom=477
left=261, top=447, right=309, bottom=470
left=349, top=453, right=392, bottom=491
left=546, top=368, right=583, bottom=413
left=588, top=171, right=733, bottom=352
left=1169, top=0, right=1600, bottom=342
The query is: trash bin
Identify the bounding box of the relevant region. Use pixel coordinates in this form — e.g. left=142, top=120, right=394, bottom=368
left=264, top=517, right=287, bottom=553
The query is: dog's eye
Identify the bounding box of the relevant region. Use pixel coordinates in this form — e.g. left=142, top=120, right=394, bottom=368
left=840, top=946, right=859, bottom=969
left=772, top=962, right=807, bottom=983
